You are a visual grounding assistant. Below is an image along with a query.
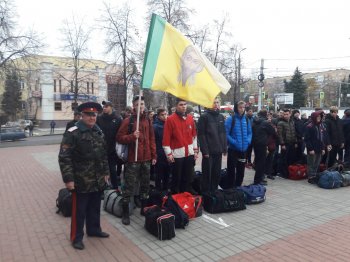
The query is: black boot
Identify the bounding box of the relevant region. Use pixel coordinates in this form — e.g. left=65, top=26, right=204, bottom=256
left=140, top=198, right=148, bottom=216
left=122, top=203, right=130, bottom=225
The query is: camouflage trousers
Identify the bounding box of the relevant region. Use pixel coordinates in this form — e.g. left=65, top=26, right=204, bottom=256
left=122, top=161, right=150, bottom=203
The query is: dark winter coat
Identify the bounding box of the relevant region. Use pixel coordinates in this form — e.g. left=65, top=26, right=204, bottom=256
left=277, top=118, right=297, bottom=145
left=325, top=113, right=344, bottom=146
left=252, top=117, right=276, bottom=146
left=342, top=117, right=350, bottom=144
left=197, top=109, right=227, bottom=155
left=153, top=117, right=167, bottom=162
left=96, top=112, right=122, bottom=155
left=293, top=117, right=305, bottom=140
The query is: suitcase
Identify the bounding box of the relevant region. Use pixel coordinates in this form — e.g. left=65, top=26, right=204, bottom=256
left=103, top=190, right=134, bottom=217
left=144, top=205, right=175, bottom=240
left=202, top=188, right=246, bottom=214
left=288, top=164, right=307, bottom=180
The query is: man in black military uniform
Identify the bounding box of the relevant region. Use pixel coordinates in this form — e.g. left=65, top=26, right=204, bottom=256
left=58, top=102, right=110, bottom=250
left=96, top=101, right=122, bottom=189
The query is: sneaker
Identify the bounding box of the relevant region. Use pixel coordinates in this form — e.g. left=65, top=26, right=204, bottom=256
left=308, top=177, right=317, bottom=184
left=260, top=180, right=268, bottom=186
left=267, top=175, right=275, bottom=180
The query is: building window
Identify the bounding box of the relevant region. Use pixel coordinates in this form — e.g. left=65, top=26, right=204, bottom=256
left=54, top=102, right=62, bottom=111
left=59, top=79, right=62, bottom=93
left=87, top=82, right=90, bottom=94
left=54, top=79, right=56, bottom=92
left=71, top=80, right=74, bottom=92
left=91, top=82, right=94, bottom=94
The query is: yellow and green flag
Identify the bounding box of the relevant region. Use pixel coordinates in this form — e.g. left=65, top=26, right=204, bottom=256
left=141, top=14, right=231, bottom=108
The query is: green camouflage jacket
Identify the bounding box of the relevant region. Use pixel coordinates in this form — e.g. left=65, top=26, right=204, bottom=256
left=58, top=120, right=110, bottom=193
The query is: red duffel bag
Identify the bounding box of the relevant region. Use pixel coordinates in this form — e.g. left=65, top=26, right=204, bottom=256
left=288, top=164, right=307, bottom=180
left=171, top=192, right=202, bottom=219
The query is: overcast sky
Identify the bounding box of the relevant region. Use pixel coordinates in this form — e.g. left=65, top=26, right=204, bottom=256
left=15, top=0, right=350, bottom=79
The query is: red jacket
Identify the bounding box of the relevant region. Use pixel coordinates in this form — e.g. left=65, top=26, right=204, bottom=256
left=116, top=113, right=156, bottom=163
left=163, top=113, right=198, bottom=158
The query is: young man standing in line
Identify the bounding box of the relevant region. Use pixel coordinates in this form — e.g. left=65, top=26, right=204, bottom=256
left=163, top=98, right=198, bottom=194
left=225, top=101, right=252, bottom=187
left=197, top=98, right=227, bottom=193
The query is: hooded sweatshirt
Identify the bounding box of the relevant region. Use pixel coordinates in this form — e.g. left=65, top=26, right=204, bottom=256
left=304, top=111, right=327, bottom=154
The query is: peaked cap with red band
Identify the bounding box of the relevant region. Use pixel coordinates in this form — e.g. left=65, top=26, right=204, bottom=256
left=77, top=102, right=102, bottom=113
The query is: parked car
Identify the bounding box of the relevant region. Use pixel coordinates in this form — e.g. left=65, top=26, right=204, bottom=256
left=18, top=119, right=33, bottom=130
left=0, top=127, right=26, bottom=141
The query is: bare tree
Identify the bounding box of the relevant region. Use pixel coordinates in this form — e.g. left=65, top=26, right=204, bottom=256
left=0, top=0, right=42, bottom=69
left=60, top=16, right=93, bottom=107
left=100, top=2, right=141, bottom=108
left=147, top=0, right=193, bottom=33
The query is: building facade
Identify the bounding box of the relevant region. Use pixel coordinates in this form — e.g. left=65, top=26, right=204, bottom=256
left=1, top=55, right=134, bottom=127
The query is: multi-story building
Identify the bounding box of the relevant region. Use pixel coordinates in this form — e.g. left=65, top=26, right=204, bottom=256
left=0, top=55, right=133, bottom=127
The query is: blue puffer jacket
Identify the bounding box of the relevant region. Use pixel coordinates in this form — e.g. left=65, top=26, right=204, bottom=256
left=225, top=113, right=252, bottom=152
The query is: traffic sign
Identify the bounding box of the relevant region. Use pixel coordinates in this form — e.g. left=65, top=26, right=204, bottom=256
left=258, top=82, right=264, bottom=87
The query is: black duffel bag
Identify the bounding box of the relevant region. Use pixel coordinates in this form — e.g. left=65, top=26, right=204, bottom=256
left=144, top=205, right=176, bottom=240
left=202, top=188, right=246, bottom=214
left=56, top=188, right=72, bottom=217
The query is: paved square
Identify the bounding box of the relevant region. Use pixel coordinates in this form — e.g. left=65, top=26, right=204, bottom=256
left=1, top=144, right=350, bottom=261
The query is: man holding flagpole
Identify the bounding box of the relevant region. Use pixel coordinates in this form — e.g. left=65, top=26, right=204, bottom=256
left=116, top=95, right=156, bottom=225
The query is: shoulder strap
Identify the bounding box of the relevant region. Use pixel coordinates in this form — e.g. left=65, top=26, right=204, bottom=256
left=230, top=115, right=249, bottom=134
left=230, top=116, right=235, bottom=134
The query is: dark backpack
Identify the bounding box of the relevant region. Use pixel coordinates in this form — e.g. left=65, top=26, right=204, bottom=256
left=56, top=188, right=72, bottom=217
left=162, top=194, right=189, bottom=229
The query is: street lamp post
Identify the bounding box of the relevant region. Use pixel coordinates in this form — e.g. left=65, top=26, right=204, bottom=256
left=236, top=48, right=246, bottom=102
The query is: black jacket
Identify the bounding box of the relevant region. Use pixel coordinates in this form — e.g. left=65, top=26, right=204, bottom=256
left=96, top=112, right=122, bottom=155
left=325, top=114, right=344, bottom=146
left=153, top=117, right=167, bottom=162
left=342, top=117, right=350, bottom=144
left=197, top=110, right=227, bottom=155
left=252, top=117, right=276, bottom=146
left=304, top=112, right=327, bottom=154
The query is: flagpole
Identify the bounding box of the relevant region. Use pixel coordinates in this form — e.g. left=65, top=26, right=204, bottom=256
left=134, top=89, right=143, bottom=161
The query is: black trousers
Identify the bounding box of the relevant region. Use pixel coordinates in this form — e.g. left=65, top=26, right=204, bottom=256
left=201, top=154, right=222, bottom=193
left=328, top=145, right=343, bottom=167
left=155, top=159, right=171, bottom=191
left=253, top=144, right=267, bottom=184
left=278, top=144, right=296, bottom=177
left=171, top=156, right=194, bottom=193
left=227, top=148, right=246, bottom=187
left=108, top=154, right=118, bottom=189
left=71, top=191, right=102, bottom=243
